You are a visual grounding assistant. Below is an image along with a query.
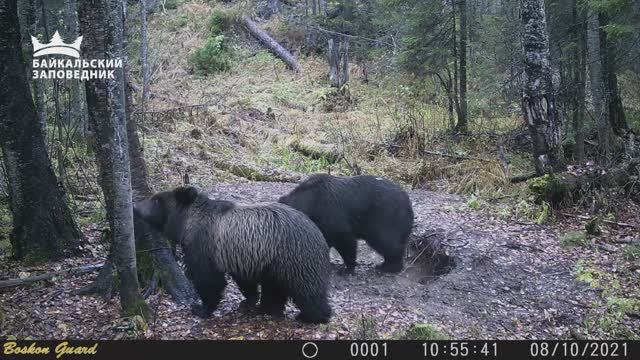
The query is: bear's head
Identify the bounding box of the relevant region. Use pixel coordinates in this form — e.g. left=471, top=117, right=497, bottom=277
left=133, top=186, right=199, bottom=241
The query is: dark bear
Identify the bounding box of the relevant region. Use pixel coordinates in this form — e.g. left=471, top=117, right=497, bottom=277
left=133, top=186, right=332, bottom=324
left=279, top=174, right=414, bottom=274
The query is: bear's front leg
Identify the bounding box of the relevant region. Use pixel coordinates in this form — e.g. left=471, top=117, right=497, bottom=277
left=332, top=236, right=357, bottom=275
left=190, top=269, right=227, bottom=318
left=232, top=275, right=259, bottom=312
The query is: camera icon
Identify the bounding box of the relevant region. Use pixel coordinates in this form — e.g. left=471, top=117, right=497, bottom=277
left=301, top=342, right=319, bottom=359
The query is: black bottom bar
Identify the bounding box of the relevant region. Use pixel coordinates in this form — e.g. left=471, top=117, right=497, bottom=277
left=2, top=340, right=638, bottom=360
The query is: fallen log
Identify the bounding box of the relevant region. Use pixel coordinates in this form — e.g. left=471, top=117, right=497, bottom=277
left=0, top=263, right=104, bottom=289
left=213, top=158, right=301, bottom=183
left=240, top=15, right=301, bottom=72
left=288, top=138, right=342, bottom=163
left=528, top=159, right=639, bottom=204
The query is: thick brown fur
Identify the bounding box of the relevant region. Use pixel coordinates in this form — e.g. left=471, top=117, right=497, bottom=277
left=134, top=186, right=332, bottom=323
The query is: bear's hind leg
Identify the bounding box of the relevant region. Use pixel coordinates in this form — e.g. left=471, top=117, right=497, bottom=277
left=190, top=270, right=227, bottom=318
left=292, top=293, right=332, bottom=324
left=332, top=235, right=357, bottom=275
left=258, top=280, right=287, bottom=317
left=365, top=230, right=406, bottom=274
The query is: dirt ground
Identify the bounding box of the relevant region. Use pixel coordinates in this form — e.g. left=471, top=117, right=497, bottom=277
left=0, top=182, right=601, bottom=339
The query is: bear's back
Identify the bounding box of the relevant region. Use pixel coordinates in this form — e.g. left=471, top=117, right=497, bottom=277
left=207, top=202, right=326, bottom=278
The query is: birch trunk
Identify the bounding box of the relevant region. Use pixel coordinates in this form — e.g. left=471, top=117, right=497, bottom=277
left=520, top=0, right=564, bottom=175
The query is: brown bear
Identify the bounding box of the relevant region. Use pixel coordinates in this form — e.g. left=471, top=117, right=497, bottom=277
left=279, top=174, right=414, bottom=274
left=134, top=186, right=332, bottom=324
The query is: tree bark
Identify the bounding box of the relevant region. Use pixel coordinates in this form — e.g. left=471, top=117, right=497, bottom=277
left=340, top=39, right=349, bottom=87
left=78, top=0, right=149, bottom=317
left=63, top=0, right=84, bottom=136
left=520, top=0, right=564, bottom=175
left=328, top=38, right=339, bottom=87
left=240, top=15, right=301, bottom=72
left=571, top=0, right=586, bottom=163
left=455, top=0, right=468, bottom=134
left=17, top=0, right=46, bottom=129
left=0, top=0, right=81, bottom=264
left=587, top=10, right=610, bottom=163
left=601, top=14, right=629, bottom=139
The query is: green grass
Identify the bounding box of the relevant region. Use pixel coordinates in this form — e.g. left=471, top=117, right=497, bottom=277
left=168, top=14, right=189, bottom=31
left=353, top=315, right=379, bottom=339
left=575, top=260, right=600, bottom=288
left=560, top=230, right=588, bottom=248
left=623, top=243, right=640, bottom=261
left=401, top=323, right=449, bottom=340
left=257, top=146, right=344, bottom=174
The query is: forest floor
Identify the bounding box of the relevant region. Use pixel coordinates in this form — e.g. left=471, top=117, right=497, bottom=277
left=4, top=182, right=637, bottom=340
left=2, top=0, right=639, bottom=341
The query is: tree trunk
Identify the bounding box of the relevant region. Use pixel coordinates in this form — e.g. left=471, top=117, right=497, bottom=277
left=520, top=0, right=564, bottom=175
left=0, top=0, right=81, bottom=264
left=601, top=14, right=629, bottom=139
left=340, top=39, right=349, bottom=87
left=79, top=0, right=197, bottom=306
left=455, top=0, right=468, bottom=134
left=240, top=15, right=301, bottom=72
left=571, top=0, right=586, bottom=163
left=328, top=38, right=339, bottom=87
left=63, top=0, right=84, bottom=136
left=17, top=0, right=46, bottom=130
left=126, top=83, right=196, bottom=304
left=78, top=0, right=149, bottom=317
left=587, top=10, right=610, bottom=162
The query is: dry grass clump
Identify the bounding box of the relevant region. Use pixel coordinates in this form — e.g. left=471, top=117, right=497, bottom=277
left=134, top=0, right=527, bottom=196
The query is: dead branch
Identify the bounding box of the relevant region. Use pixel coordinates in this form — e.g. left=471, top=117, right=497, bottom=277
left=560, top=212, right=637, bottom=229
left=0, top=263, right=104, bottom=289
left=510, top=172, right=537, bottom=183
left=424, top=150, right=492, bottom=162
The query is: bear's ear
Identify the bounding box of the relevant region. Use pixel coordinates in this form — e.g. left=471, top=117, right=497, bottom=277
left=175, top=186, right=198, bottom=205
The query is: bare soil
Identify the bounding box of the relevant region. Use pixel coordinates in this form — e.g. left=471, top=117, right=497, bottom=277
left=0, top=182, right=598, bottom=339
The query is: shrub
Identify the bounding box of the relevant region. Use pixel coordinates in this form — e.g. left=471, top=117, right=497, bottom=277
left=208, top=9, right=231, bottom=35
left=163, top=0, right=183, bottom=10
left=190, top=35, right=231, bottom=75
left=527, top=174, right=567, bottom=204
